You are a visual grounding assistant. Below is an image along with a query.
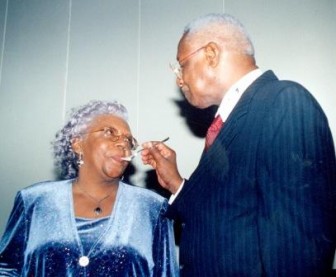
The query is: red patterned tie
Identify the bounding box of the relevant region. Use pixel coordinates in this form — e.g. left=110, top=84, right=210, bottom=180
left=205, top=115, right=223, bottom=150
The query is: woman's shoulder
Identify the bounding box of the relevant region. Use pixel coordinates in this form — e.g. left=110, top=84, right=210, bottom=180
left=20, top=179, right=72, bottom=198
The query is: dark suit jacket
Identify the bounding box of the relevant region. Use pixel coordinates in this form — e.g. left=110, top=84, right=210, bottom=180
left=169, top=71, right=336, bottom=276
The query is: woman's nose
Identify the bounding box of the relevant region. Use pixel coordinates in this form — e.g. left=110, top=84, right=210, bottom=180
left=115, top=137, right=131, bottom=151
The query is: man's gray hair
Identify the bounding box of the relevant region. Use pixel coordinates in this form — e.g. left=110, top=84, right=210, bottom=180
left=183, top=13, right=254, bottom=56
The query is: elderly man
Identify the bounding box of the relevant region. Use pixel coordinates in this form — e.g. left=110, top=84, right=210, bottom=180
left=142, top=13, right=336, bottom=276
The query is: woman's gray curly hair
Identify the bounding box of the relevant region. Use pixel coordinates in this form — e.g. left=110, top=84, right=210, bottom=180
left=52, top=100, right=128, bottom=179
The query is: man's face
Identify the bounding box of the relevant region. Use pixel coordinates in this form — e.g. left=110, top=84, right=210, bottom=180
left=175, top=37, right=222, bottom=108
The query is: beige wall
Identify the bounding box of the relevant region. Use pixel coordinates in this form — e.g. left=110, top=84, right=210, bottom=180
left=0, top=0, right=335, bottom=249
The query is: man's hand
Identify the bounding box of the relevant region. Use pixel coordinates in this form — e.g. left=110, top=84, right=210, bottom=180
left=141, top=141, right=183, bottom=194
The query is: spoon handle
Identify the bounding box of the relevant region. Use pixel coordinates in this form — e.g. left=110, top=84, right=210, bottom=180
left=137, top=137, right=170, bottom=153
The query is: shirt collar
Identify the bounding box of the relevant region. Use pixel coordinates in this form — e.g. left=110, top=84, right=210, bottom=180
left=216, top=68, right=263, bottom=121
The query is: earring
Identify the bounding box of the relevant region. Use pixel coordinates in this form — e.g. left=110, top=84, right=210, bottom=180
left=77, top=152, right=84, bottom=167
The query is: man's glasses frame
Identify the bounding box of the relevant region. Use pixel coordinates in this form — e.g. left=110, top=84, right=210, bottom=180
left=169, top=45, right=207, bottom=79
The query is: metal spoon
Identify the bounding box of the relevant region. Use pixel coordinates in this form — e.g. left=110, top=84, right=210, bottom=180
left=121, top=137, right=170, bottom=161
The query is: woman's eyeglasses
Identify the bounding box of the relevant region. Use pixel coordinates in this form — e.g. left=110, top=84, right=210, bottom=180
left=81, top=127, right=138, bottom=151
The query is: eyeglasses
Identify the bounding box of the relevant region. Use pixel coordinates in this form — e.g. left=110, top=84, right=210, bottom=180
left=82, top=127, right=138, bottom=151
left=169, top=45, right=206, bottom=79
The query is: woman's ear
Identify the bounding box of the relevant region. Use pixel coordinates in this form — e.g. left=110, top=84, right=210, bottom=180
left=71, top=137, right=83, bottom=155
left=205, top=41, right=220, bottom=67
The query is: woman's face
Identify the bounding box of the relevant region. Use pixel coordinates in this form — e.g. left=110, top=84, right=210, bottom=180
left=73, top=114, right=134, bottom=181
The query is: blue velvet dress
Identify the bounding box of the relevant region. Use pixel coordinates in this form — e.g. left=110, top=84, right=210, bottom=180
left=0, top=179, right=178, bottom=276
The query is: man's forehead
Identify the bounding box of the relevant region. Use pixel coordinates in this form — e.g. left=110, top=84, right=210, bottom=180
left=177, top=35, right=193, bottom=52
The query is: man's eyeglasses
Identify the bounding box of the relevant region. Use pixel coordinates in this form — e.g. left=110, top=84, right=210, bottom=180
left=81, top=127, right=138, bottom=151
left=169, top=45, right=206, bottom=79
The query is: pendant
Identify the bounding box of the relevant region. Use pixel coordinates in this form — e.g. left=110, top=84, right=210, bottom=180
left=79, top=256, right=90, bottom=267
left=94, top=207, right=102, bottom=215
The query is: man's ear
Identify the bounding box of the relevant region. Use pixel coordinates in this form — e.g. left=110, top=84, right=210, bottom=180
left=71, top=137, right=83, bottom=155
left=205, top=41, right=220, bottom=67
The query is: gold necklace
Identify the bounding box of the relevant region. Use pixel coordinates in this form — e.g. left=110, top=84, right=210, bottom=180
left=76, top=184, right=111, bottom=216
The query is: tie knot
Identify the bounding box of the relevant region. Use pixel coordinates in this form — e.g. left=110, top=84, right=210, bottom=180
left=208, top=115, right=223, bottom=132
left=205, top=115, right=223, bottom=150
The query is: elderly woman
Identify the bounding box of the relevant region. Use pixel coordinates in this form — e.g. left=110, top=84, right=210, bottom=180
left=0, top=100, right=178, bottom=276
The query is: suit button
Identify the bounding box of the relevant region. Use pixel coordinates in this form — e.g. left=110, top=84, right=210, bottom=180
left=181, top=223, right=186, bottom=228
left=179, top=264, right=184, bottom=270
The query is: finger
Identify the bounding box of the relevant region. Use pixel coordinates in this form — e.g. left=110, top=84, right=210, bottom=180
left=144, top=142, right=167, bottom=161
left=140, top=148, right=151, bottom=160
left=141, top=152, right=154, bottom=165
left=154, top=143, right=172, bottom=159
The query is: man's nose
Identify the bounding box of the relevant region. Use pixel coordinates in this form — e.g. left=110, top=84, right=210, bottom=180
left=176, top=77, right=183, bottom=87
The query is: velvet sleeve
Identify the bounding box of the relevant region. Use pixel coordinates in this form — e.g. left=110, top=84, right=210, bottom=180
left=0, top=192, right=28, bottom=276
left=152, top=201, right=179, bottom=277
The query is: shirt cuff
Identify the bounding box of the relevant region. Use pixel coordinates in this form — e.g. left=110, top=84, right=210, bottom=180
left=168, top=179, right=185, bottom=204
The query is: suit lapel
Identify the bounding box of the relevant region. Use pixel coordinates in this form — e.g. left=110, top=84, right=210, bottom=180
left=174, top=71, right=279, bottom=203
left=207, top=70, right=278, bottom=153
